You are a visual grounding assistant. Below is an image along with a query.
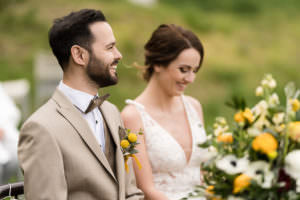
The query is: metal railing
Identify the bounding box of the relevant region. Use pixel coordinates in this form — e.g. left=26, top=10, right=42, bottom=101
left=0, top=182, right=24, bottom=199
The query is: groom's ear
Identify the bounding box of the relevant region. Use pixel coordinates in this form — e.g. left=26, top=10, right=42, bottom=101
left=70, top=45, right=89, bottom=67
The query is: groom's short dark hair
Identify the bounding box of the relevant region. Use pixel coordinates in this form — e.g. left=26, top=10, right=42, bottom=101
left=48, top=9, right=106, bottom=70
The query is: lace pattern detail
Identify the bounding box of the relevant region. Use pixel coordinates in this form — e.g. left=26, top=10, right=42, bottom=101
left=125, top=96, right=207, bottom=200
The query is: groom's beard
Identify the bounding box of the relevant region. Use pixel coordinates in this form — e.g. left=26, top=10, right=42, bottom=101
left=87, top=53, right=119, bottom=88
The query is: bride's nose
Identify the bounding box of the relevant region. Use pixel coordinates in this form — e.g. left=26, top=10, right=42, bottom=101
left=183, top=72, right=196, bottom=83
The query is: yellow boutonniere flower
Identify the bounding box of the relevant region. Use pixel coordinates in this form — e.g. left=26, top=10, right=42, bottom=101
left=128, top=133, right=138, bottom=143
left=119, top=127, right=143, bottom=173
left=121, top=139, right=130, bottom=149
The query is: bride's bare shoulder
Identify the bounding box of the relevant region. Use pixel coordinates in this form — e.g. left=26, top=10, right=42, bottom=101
left=184, top=95, right=204, bottom=123
left=121, top=103, right=143, bottom=130
left=185, top=96, right=202, bottom=110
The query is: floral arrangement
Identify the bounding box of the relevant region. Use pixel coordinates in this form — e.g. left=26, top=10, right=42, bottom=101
left=194, top=74, right=300, bottom=200
left=119, top=127, right=143, bottom=173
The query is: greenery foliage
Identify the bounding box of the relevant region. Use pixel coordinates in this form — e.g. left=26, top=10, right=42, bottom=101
left=0, top=0, right=300, bottom=126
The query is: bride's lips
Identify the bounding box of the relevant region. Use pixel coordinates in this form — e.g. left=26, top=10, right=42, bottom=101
left=177, top=82, right=187, bottom=91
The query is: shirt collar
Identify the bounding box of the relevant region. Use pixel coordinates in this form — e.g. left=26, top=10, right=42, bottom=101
left=58, top=81, right=97, bottom=113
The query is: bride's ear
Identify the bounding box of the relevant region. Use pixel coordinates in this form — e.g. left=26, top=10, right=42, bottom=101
left=70, top=45, right=89, bottom=67
left=153, top=65, right=163, bottom=73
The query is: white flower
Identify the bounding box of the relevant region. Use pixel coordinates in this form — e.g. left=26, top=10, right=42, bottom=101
left=252, top=100, right=268, bottom=116
left=214, top=126, right=223, bottom=136
left=213, top=125, right=229, bottom=136
left=285, top=150, right=300, bottom=193
left=201, top=146, right=218, bottom=162
left=268, top=79, right=277, bottom=89
left=272, top=112, right=285, bottom=125
left=297, top=180, right=300, bottom=193
left=216, top=117, right=227, bottom=126
left=275, top=124, right=285, bottom=133
left=255, top=86, right=264, bottom=97
left=245, top=161, right=274, bottom=188
left=216, top=155, right=249, bottom=175
left=268, top=93, right=280, bottom=107
left=261, top=74, right=277, bottom=89
left=207, top=134, right=213, bottom=140
left=247, top=127, right=261, bottom=136
left=253, top=115, right=270, bottom=130
left=261, top=79, right=269, bottom=88
left=228, top=196, right=246, bottom=200
left=284, top=150, right=300, bottom=180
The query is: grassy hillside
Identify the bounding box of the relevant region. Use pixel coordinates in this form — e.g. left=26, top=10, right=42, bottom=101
left=1, top=0, right=300, bottom=126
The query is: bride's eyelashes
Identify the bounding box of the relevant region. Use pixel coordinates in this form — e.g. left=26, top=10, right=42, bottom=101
left=178, top=66, right=190, bottom=73
left=178, top=66, right=198, bottom=74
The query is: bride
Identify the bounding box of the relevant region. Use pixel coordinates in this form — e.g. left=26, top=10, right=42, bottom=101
left=121, top=24, right=207, bottom=200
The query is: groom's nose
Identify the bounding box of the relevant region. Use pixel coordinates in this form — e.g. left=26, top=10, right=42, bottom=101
left=114, top=47, right=122, bottom=60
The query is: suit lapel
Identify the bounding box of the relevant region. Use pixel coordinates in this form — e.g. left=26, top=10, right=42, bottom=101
left=52, top=89, right=117, bottom=182
left=99, top=103, right=125, bottom=194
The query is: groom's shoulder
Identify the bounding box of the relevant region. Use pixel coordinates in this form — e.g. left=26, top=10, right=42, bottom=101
left=102, top=100, right=119, bottom=112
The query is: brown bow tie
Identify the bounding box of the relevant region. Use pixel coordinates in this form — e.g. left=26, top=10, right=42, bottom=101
left=84, top=93, right=110, bottom=114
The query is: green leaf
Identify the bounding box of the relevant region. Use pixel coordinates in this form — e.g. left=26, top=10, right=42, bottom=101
left=225, top=96, right=247, bottom=110
left=296, top=110, right=300, bottom=121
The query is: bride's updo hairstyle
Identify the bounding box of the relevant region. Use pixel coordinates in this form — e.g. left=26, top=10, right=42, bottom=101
left=143, top=24, right=204, bottom=81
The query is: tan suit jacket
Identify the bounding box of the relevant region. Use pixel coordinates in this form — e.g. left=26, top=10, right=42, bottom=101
left=18, top=89, right=143, bottom=200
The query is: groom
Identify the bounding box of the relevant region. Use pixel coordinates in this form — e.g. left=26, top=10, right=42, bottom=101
left=18, top=9, right=143, bottom=200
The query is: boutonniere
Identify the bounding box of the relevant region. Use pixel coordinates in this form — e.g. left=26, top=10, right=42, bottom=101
left=119, top=126, right=143, bottom=173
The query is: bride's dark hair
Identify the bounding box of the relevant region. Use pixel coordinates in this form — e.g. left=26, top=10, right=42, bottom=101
left=143, top=24, right=204, bottom=81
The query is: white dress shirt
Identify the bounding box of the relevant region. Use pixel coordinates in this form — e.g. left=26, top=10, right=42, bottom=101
left=58, top=81, right=106, bottom=152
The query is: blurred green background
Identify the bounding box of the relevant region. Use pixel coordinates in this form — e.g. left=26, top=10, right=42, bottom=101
left=1, top=0, right=300, bottom=126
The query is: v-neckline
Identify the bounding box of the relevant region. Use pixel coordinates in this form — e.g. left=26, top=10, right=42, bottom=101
left=138, top=96, right=195, bottom=165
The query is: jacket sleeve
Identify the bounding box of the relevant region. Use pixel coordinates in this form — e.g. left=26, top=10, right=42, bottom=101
left=125, top=160, right=144, bottom=200
left=18, top=120, right=67, bottom=200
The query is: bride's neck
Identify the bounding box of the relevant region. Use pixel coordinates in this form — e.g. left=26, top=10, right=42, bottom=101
left=140, top=78, right=180, bottom=113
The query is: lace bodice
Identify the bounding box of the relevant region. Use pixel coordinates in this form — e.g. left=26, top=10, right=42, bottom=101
left=126, top=96, right=207, bottom=200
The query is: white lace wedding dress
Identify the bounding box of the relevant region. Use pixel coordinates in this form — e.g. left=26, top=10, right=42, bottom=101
left=126, top=96, right=207, bottom=200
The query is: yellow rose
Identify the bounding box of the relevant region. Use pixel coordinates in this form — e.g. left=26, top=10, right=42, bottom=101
left=121, top=139, right=130, bottom=149
left=252, top=132, right=278, bottom=155
left=290, top=99, right=300, bottom=112
left=288, top=122, right=300, bottom=142
left=217, top=133, right=233, bottom=143
left=128, top=133, right=137, bottom=143
left=242, top=108, right=254, bottom=123
left=233, top=174, right=251, bottom=194
left=234, top=111, right=245, bottom=123
left=206, top=185, right=214, bottom=195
